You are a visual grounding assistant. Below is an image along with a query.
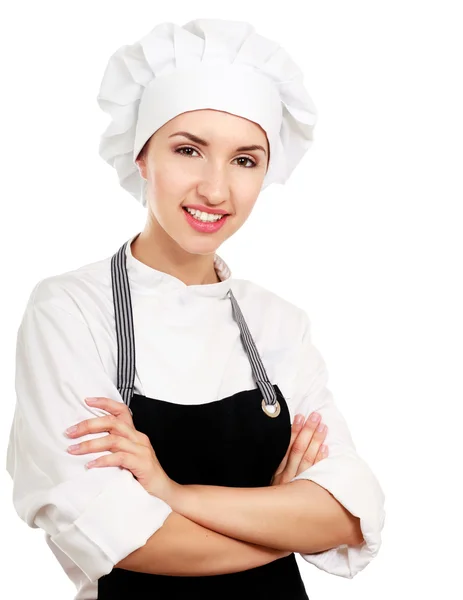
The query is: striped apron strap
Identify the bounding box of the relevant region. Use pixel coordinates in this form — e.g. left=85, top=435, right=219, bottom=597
left=227, top=289, right=280, bottom=417
left=110, top=241, right=135, bottom=414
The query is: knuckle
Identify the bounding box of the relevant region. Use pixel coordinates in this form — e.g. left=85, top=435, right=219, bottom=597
left=303, top=446, right=316, bottom=458
left=291, top=441, right=307, bottom=455
left=136, top=432, right=148, bottom=445
left=79, top=420, right=90, bottom=432
left=140, top=444, right=151, bottom=457
left=314, top=453, right=324, bottom=463
left=107, top=434, right=120, bottom=448
left=301, top=451, right=316, bottom=467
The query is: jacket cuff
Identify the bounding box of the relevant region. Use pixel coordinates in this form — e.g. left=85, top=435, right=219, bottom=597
left=50, top=473, right=173, bottom=582
left=291, top=453, right=386, bottom=578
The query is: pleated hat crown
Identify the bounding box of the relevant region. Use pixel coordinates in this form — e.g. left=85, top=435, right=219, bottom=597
left=97, top=18, right=318, bottom=206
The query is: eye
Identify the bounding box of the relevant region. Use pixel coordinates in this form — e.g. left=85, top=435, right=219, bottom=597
left=175, top=146, right=257, bottom=169
left=175, top=146, right=200, bottom=158
left=233, top=156, right=257, bottom=169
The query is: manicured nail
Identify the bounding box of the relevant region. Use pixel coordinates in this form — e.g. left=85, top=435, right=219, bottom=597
left=310, top=412, right=320, bottom=422
left=295, top=414, right=304, bottom=425
left=86, top=398, right=98, bottom=403
left=317, top=423, right=326, bottom=433
left=65, top=425, right=78, bottom=434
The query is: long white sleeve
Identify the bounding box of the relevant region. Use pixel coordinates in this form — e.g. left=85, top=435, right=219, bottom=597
left=5, top=279, right=173, bottom=583
left=289, top=311, right=386, bottom=578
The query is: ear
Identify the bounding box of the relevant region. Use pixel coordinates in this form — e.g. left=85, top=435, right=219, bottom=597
left=135, top=154, right=147, bottom=180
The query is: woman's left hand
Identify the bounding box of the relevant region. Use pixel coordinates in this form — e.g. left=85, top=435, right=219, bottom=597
left=65, top=396, right=175, bottom=502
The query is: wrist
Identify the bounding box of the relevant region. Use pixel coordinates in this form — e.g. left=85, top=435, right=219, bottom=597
left=160, top=478, right=184, bottom=508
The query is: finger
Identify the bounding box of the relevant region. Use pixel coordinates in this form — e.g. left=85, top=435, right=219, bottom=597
left=85, top=397, right=134, bottom=423
left=273, top=414, right=305, bottom=476
left=315, top=444, right=329, bottom=463
left=282, top=413, right=322, bottom=481
left=85, top=451, right=153, bottom=484
left=67, top=433, right=145, bottom=458
left=66, top=414, right=138, bottom=442
left=297, top=425, right=328, bottom=474
left=85, top=451, right=141, bottom=471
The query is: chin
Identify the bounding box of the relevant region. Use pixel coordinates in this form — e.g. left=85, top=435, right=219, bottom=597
left=172, top=233, right=222, bottom=256
left=182, top=240, right=221, bottom=257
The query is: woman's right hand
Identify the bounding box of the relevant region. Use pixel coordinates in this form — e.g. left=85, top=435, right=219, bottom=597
left=270, top=412, right=328, bottom=486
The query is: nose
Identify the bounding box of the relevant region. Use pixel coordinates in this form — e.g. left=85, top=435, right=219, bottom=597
left=196, top=162, right=231, bottom=207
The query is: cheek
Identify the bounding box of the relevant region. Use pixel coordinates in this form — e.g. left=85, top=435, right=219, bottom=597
left=233, top=194, right=260, bottom=225
left=234, top=167, right=265, bottom=194
left=152, top=162, right=191, bottom=196
left=234, top=180, right=262, bottom=211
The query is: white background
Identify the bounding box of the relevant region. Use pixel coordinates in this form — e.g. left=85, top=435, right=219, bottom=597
left=1, top=1, right=462, bottom=598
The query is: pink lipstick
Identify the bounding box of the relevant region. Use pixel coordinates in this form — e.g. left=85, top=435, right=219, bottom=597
left=182, top=207, right=229, bottom=233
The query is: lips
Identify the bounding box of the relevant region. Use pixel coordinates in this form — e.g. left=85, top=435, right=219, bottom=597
left=182, top=206, right=229, bottom=233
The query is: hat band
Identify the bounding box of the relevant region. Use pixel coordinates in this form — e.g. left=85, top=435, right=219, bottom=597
left=133, top=63, right=282, bottom=163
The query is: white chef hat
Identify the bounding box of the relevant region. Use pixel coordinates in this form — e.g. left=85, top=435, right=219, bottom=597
left=97, top=18, right=318, bottom=207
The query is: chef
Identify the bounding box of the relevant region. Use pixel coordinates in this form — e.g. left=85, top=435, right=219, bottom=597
left=6, top=17, right=386, bottom=600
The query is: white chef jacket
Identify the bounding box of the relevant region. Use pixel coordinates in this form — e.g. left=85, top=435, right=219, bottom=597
left=5, top=232, right=385, bottom=599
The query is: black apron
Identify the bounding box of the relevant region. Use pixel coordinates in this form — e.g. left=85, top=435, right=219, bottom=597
left=97, top=239, right=310, bottom=599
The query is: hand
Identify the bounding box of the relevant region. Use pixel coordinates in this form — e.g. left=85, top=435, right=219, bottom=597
left=65, top=396, right=175, bottom=502
left=271, top=412, right=328, bottom=486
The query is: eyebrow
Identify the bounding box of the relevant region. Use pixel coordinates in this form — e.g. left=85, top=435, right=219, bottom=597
left=168, top=131, right=267, bottom=155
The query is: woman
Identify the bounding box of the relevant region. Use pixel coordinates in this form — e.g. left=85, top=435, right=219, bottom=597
left=6, top=18, right=385, bottom=600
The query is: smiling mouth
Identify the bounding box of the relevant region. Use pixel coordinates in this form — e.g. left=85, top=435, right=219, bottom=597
left=182, top=207, right=231, bottom=219
left=182, top=206, right=230, bottom=233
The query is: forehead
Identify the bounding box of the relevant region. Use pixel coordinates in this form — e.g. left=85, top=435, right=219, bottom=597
left=164, top=109, right=267, bottom=141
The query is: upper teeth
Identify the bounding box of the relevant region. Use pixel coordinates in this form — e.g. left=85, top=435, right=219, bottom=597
left=185, top=207, right=226, bottom=222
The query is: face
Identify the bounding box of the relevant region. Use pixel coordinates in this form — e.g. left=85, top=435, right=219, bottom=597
left=135, top=109, right=269, bottom=256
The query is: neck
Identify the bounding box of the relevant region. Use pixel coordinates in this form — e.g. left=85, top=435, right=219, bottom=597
left=131, top=226, right=221, bottom=287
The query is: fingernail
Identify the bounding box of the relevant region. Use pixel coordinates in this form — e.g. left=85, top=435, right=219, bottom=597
left=310, top=412, right=320, bottom=422
left=317, top=423, right=326, bottom=433
left=295, top=414, right=304, bottom=425
left=65, top=425, right=78, bottom=434
left=86, top=398, right=98, bottom=403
